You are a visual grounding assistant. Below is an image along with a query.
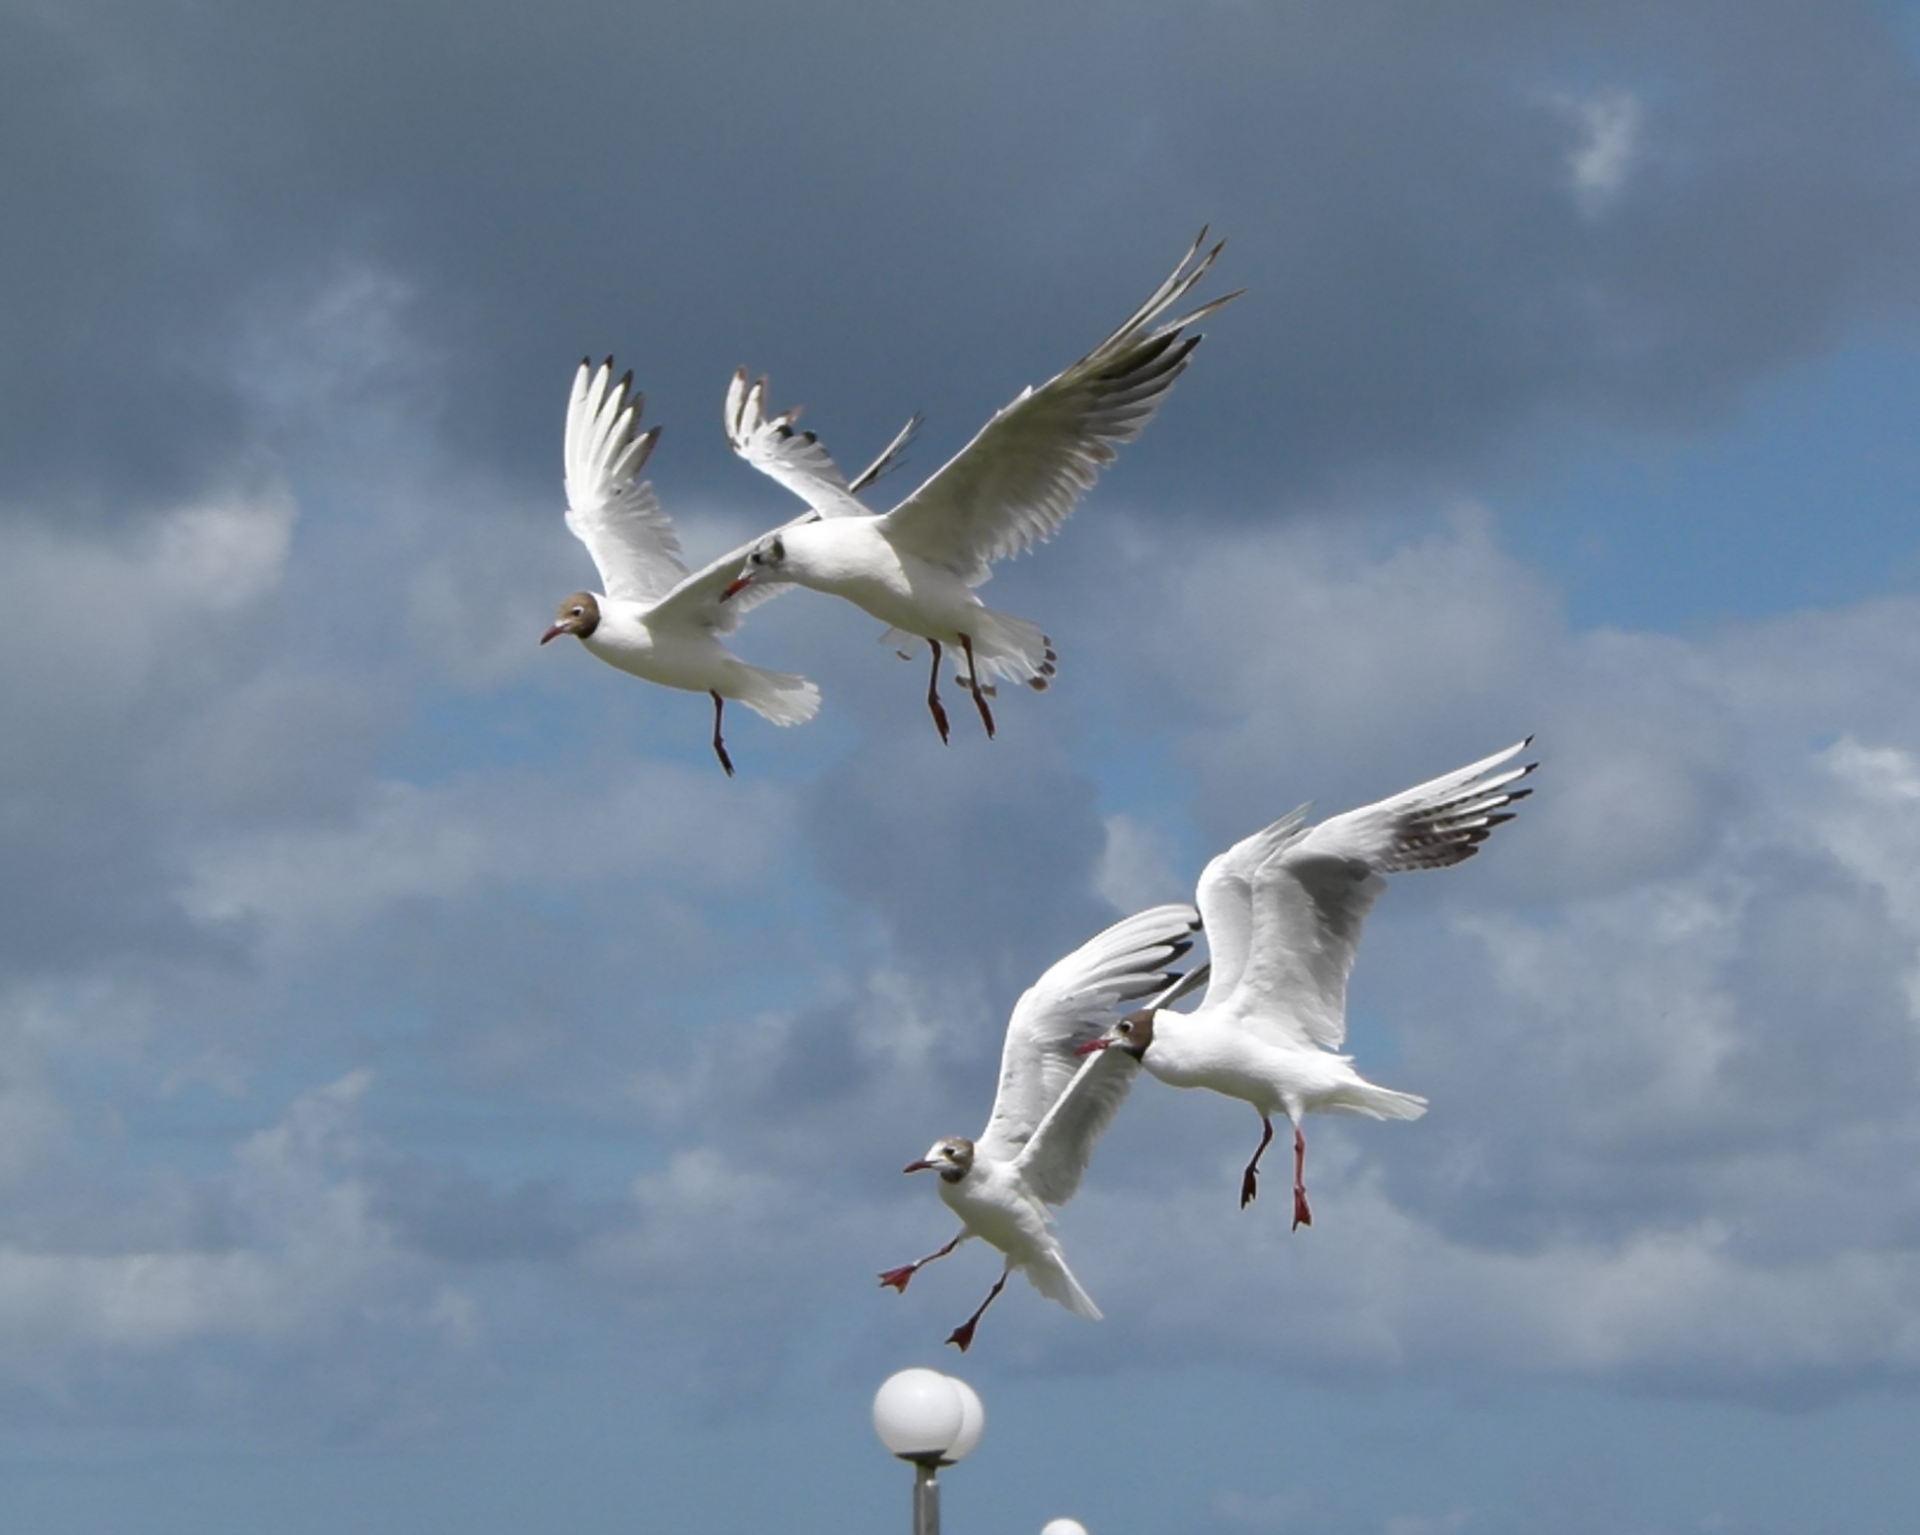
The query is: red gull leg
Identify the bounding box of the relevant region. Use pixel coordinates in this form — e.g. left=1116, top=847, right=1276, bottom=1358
left=925, top=641, right=952, bottom=744
left=945, top=1270, right=1010, bottom=1353
left=879, top=1232, right=965, bottom=1293
left=1291, top=1123, right=1312, bottom=1231
left=959, top=634, right=996, bottom=739
left=1240, top=1114, right=1274, bottom=1209
left=709, top=690, right=735, bottom=778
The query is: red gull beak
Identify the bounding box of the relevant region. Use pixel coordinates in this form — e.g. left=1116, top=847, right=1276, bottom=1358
left=1076, top=1038, right=1112, bottom=1057
left=720, top=574, right=754, bottom=601
left=903, top=1159, right=936, bottom=1174
left=539, top=623, right=567, bottom=645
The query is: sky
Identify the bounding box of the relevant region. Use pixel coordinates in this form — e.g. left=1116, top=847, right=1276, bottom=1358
left=8, top=1, right=1920, bottom=1531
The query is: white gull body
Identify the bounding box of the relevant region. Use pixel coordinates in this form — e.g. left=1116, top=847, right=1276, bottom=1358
left=720, top=231, right=1239, bottom=741
left=885, top=903, right=1206, bottom=1351
left=1089, top=741, right=1537, bottom=1229
left=540, top=359, right=823, bottom=776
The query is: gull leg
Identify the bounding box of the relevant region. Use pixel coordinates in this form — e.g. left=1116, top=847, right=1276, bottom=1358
left=879, top=1231, right=965, bottom=1293
left=959, top=633, right=996, bottom=739
left=946, top=1268, right=1010, bottom=1353
left=709, top=690, right=735, bottom=778
left=1292, top=1123, right=1312, bottom=1231
left=925, top=641, right=952, bottom=744
left=1240, top=1114, right=1274, bottom=1209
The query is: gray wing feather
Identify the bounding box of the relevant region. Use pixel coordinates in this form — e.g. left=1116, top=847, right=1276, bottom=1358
left=1230, top=741, right=1537, bottom=1049
left=878, top=231, right=1240, bottom=584
left=1014, top=962, right=1211, bottom=1207
left=977, top=903, right=1201, bottom=1170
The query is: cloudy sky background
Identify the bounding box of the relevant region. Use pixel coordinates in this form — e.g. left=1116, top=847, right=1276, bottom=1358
left=10, top=2, right=1920, bottom=1531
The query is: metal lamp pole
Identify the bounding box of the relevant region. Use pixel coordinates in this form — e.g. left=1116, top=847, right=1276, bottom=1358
left=911, top=1455, right=941, bottom=1535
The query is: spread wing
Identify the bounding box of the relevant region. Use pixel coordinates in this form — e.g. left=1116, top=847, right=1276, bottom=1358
left=640, top=531, right=798, bottom=637
left=1014, top=962, right=1210, bottom=1207
left=724, top=369, right=921, bottom=519
left=877, top=230, right=1240, bottom=584
left=1193, top=805, right=1313, bottom=1009
left=1229, top=740, right=1537, bottom=1050
left=562, top=359, right=690, bottom=605
left=976, top=903, right=1200, bottom=1173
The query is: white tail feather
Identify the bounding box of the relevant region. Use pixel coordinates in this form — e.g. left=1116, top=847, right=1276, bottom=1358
left=1329, top=1081, right=1429, bottom=1122
left=730, top=667, right=821, bottom=726
left=960, top=606, right=1056, bottom=686
left=1023, top=1250, right=1102, bottom=1320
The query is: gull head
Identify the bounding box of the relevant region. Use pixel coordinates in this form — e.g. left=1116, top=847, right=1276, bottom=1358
left=721, top=532, right=788, bottom=601
left=904, top=1137, right=975, bottom=1183
left=542, top=591, right=601, bottom=645
left=1081, top=1009, right=1157, bottom=1061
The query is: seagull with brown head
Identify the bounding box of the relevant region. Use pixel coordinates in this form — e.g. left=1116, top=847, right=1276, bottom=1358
left=540, top=359, right=832, bottom=776
left=1084, top=740, right=1537, bottom=1230
left=885, top=904, right=1206, bottom=1351
left=719, top=230, right=1240, bottom=743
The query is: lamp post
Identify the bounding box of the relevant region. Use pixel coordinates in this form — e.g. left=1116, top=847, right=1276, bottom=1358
left=873, top=1368, right=985, bottom=1535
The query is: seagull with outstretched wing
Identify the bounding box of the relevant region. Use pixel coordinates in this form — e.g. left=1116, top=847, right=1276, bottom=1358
left=720, top=232, right=1239, bottom=742
left=1085, top=741, right=1537, bottom=1230
left=886, top=904, right=1206, bottom=1351
left=539, top=359, right=826, bottom=776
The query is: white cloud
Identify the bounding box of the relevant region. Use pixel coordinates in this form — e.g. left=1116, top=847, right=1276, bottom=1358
left=176, top=761, right=792, bottom=951
left=1560, top=89, right=1643, bottom=218
left=0, top=489, right=295, bottom=719
left=1093, top=812, right=1187, bottom=914
left=0, top=1072, right=465, bottom=1375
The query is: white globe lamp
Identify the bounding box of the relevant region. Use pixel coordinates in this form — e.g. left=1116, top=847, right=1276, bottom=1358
left=873, top=1368, right=964, bottom=1462
left=1041, top=1521, right=1091, bottom=1535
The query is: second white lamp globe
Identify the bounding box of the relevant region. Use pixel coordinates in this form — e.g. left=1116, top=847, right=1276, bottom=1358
left=944, top=1375, right=986, bottom=1464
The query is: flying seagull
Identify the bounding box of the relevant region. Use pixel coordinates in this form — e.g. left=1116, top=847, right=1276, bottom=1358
left=719, top=231, right=1240, bottom=742
left=538, top=358, right=824, bottom=776
left=885, top=904, right=1206, bottom=1351
left=1084, top=741, right=1536, bottom=1229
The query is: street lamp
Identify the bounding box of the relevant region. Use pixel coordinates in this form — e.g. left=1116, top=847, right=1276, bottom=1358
left=873, top=1368, right=986, bottom=1535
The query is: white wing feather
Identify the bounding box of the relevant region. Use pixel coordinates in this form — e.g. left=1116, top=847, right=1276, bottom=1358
left=1013, top=961, right=1211, bottom=1207
left=1193, top=805, right=1312, bottom=1009
left=562, top=360, right=690, bottom=605
left=725, top=369, right=923, bottom=517
left=977, top=903, right=1200, bottom=1170
left=641, top=532, right=798, bottom=637
left=1227, top=740, right=1537, bottom=1050
left=878, top=231, right=1240, bottom=585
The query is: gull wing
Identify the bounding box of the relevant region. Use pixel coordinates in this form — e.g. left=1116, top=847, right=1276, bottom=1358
left=977, top=903, right=1200, bottom=1171
left=724, top=369, right=921, bottom=518
left=1193, top=804, right=1313, bottom=1008
left=562, top=360, right=690, bottom=605
left=877, top=231, right=1240, bottom=585
left=1013, top=963, right=1210, bottom=1208
left=1230, top=740, right=1537, bottom=1051
left=641, top=528, right=802, bottom=638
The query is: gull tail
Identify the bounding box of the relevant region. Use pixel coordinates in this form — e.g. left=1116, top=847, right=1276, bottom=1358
left=1022, top=1249, right=1102, bottom=1321
left=1328, top=1078, right=1429, bottom=1122
left=727, top=666, right=822, bottom=726
left=960, top=607, right=1059, bottom=691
